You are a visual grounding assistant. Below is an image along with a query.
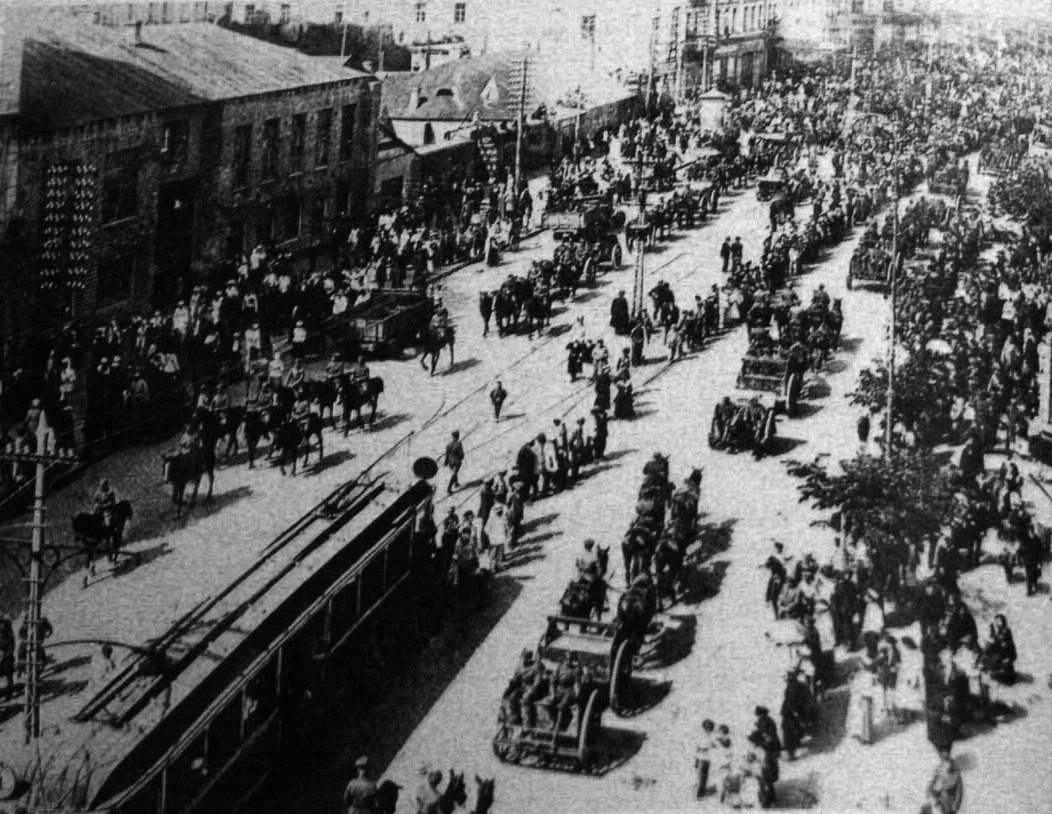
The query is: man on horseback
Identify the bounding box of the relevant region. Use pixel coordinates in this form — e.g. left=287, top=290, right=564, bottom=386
left=92, top=478, right=117, bottom=526
left=350, top=355, right=370, bottom=388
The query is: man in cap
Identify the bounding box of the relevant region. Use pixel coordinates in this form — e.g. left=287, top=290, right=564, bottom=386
left=695, top=718, right=717, bottom=798
left=489, top=381, right=507, bottom=421
left=343, top=755, right=377, bottom=814
left=444, top=430, right=465, bottom=494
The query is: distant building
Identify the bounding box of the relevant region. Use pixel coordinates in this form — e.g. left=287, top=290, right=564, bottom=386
left=0, top=16, right=377, bottom=331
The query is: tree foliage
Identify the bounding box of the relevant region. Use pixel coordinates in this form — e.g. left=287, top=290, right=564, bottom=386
left=786, top=449, right=956, bottom=558
left=848, top=351, right=956, bottom=446
left=989, top=158, right=1052, bottom=228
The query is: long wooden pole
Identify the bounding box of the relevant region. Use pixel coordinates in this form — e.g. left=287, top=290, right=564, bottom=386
left=514, top=54, right=528, bottom=197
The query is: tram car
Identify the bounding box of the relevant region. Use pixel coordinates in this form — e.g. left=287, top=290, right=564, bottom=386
left=2, top=473, right=438, bottom=814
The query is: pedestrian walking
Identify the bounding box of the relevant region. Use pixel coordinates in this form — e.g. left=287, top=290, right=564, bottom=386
left=695, top=718, right=717, bottom=798
left=720, top=237, right=732, bottom=273
left=490, top=381, right=507, bottom=421
left=479, top=290, right=494, bottom=337
left=445, top=430, right=465, bottom=494
left=342, top=756, right=378, bottom=814
left=731, top=236, right=743, bottom=271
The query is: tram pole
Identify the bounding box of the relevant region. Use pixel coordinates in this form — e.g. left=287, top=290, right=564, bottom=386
left=885, top=165, right=899, bottom=461
left=514, top=53, right=528, bottom=203
left=25, top=413, right=53, bottom=743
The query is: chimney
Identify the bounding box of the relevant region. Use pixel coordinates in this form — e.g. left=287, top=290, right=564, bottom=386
left=135, top=20, right=143, bottom=45
left=0, top=7, right=26, bottom=116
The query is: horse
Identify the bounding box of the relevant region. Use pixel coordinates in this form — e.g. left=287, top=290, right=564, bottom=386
left=559, top=546, right=610, bottom=620
left=218, top=405, right=245, bottom=461
left=621, top=519, right=657, bottom=583
left=472, top=777, right=495, bottom=814
left=298, top=411, right=325, bottom=469
left=363, top=779, right=401, bottom=814
left=71, top=500, right=134, bottom=571
left=654, top=528, right=688, bottom=609
left=336, top=374, right=385, bottom=431
left=419, top=325, right=456, bottom=376
left=611, top=574, right=658, bottom=660
left=162, top=449, right=206, bottom=517
left=273, top=418, right=303, bottom=476
left=243, top=405, right=270, bottom=468
left=423, top=769, right=467, bottom=814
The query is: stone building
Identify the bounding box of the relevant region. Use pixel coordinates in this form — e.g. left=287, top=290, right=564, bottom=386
left=0, top=16, right=376, bottom=331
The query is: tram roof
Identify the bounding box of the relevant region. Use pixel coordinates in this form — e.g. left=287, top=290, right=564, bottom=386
left=0, top=475, right=425, bottom=810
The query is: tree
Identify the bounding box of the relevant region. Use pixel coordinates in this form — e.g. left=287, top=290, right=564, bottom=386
left=989, top=158, right=1052, bottom=231
left=786, top=449, right=956, bottom=594
left=848, top=349, right=956, bottom=447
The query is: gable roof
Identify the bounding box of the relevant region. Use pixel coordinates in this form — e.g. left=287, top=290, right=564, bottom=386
left=380, top=52, right=530, bottom=123
left=20, top=19, right=369, bottom=130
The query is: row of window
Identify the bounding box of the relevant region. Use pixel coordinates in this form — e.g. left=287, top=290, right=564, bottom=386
left=115, top=521, right=418, bottom=814
left=230, top=104, right=356, bottom=191
left=412, top=1, right=467, bottom=24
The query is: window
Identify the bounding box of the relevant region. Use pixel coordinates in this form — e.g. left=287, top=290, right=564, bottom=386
left=244, top=3, right=254, bottom=23
left=290, top=113, right=306, bottom=172
left=147, top=2, right=158, bottom=23
left=261, top=117, right=280, bottom=180
left=339, top=104, right=357, bottom=160
left=453, top=2, right=465, bottom=23
left=315, top=108, right=333, bottom=166
left=280, top=198, right=301, bottom=241
left=232, top=123, right=252, bottom=189
left=334, top=9, right=342, bottom=24
left=97, top=254, right=135, bottom=303
left=243, top=659, right=278, bottom=736
left=414, top=2, right=426, bottom=23
left=161, top=1, right=169, bottom=22
left=207, top=696, right=243, bottom=770
left=279, top=3, right=290, bottom=23
left=161, top=119, right=189, bottom=166
left=580, top=14, right=595, bottom=40
left=102, top=150, right=138, bottom=223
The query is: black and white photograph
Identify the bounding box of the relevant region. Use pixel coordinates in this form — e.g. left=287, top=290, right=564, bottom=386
left=0, top=1, right=1049, bottom=813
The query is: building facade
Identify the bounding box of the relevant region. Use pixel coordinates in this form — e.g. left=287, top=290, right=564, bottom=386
left=1, top=18, right=377, bottom=331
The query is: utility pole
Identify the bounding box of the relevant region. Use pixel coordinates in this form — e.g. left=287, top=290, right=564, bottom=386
left=339, top=18, right=348, bottom=60
left=378, top=29, right=385, bottom=73
left=885, top=158, right=899, bottom=460
left=513, top=53, right=529, bottom=201
left=644, top=21, right=656, bottom=117
left=425, top=30, right=432, bottom=71
left=0, top=412, right=70, bottom=744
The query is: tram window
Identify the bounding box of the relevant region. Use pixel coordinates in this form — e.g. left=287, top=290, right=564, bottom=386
left=164, top=733, right=208, bottom=814
left=330, top=578, right=360, bottom=639
left=243, top=658, right=278, bottom=736
left=387, top=529, right=411, bottom=585
left=207, top=695, right=243, bottom=771
left=119, top=777, right=162, bottom=814
left=361, top=557, right=384, bottom=609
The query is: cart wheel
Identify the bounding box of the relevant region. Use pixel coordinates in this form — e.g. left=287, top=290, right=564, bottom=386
left=577, top=689, right=600, bottom=772
left=610, top=640, right=634, bottom=715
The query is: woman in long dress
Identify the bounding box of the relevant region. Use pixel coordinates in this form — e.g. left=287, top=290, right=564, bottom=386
left=846, top=652, right=879, bottom=745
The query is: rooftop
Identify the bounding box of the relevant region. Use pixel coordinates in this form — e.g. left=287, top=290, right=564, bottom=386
left=20, top=19, right=370, bottom=130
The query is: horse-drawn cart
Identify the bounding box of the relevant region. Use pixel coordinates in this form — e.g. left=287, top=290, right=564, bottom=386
left=492, top=653, right=606, bottom=772
left=928, top=163, right=969, bottom=198
left=708, top=398, right=778, bottom=459
left=846, top=250, right=890, bottom=291
left=349, top=290, right=431, bottom=356
left=538, top=616, right=638, bottom=715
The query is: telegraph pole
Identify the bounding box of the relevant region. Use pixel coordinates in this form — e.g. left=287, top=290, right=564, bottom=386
left=0, top=411, right=70, bottom=743
left=513, top=53, right=528, bottom=200
left=885, top=158, right=900, bottom=460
